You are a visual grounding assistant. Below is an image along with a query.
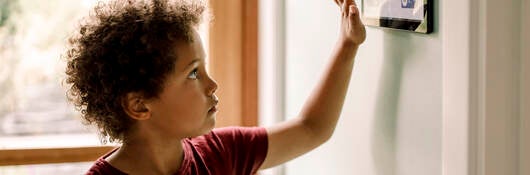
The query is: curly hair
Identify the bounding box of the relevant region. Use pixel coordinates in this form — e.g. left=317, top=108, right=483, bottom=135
left=64, top=0, right=206, bottom=143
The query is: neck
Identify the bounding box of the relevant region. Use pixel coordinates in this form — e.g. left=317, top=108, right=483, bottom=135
left=106, top=133, right=186, bottom=174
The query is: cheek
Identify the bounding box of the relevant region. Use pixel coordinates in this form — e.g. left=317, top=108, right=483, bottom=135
left=172, top=91, right=211, bottom=136
left=173, top=84, right=208, bottom=118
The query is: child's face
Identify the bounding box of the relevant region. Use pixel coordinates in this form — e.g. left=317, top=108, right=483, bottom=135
left=145, top=30, right=219, bottom=138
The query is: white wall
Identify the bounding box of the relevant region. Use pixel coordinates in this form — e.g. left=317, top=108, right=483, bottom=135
left=282, top=0, right=441, bottom=175
left=259, top=0, right=526, bottom=175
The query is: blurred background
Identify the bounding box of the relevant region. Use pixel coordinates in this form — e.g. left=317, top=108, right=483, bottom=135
left=0, top=0, right=93, bottom=137
left=0, top=0, right=104, bottom=174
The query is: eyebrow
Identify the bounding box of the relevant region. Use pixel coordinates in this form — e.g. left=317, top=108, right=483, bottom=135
left=184, top=59, right=201, bottom=71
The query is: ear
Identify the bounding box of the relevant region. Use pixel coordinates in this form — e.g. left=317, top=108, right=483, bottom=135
left=122, top=92, right=151, bottom=120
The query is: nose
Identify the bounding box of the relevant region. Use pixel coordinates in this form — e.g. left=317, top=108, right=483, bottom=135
left=207, top=76, right=218, bottom=96
left=212, top=94, right=219, bottom=104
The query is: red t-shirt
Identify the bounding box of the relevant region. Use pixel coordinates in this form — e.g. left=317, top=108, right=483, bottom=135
left=86, top=127, right=268, bottom=175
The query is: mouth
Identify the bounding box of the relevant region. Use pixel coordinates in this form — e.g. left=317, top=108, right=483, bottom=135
left=208, top=95, right=219, bottom=114
left=208, top=105, right=218, bottom=113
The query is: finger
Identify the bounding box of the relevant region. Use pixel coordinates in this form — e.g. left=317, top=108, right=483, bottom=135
left=349, top=5, right=358, bottom=16
left=333, top=0, right=341, bottom=6
left=348, top=5, right=357, bottom=22
left=349, top=5, right=364, bottom=25
left=351, top=0, right=358, bottom=7
left=342, top=0, right=350, bottom=15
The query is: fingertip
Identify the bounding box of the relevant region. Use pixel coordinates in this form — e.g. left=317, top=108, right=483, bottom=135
left=351, top=0, right=358, bottom=6
left=342, top=1, right=349, bottom=13
left=349, top=5, right=357, bottom=15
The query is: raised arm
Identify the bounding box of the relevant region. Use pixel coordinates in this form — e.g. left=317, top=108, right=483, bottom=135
left=260, top=0, right=366, bottom=169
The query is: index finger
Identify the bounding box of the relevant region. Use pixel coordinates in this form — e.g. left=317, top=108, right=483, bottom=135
left=351, top=0, right=358, bottom=7
left=334, top=0, right=342, bottom=6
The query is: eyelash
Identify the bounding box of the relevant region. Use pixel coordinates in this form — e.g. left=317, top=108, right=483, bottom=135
left=188, top=68, right=199, bottom=79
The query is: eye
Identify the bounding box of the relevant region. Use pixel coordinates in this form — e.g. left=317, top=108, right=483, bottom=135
left=188, top=68, right=199, bottom=79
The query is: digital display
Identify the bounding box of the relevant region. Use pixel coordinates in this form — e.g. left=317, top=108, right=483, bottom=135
left=361, top=0, right=433, bottom=33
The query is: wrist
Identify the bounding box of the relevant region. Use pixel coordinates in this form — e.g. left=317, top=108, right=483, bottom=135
left=336, top=39, right=360, bottom=50
left=333, top=41, right=359, bottom=63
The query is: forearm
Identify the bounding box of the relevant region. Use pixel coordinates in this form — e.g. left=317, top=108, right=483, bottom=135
left=260, top=1, right=365, bottom=168
left=300, top=42, right=359, bottom=141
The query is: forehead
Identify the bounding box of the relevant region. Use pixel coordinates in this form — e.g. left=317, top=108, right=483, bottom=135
left=173, top=32, right=206, bottom=70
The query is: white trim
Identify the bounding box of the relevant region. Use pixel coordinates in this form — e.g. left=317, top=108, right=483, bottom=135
left=480, top=0, right=521, bottom=174
left=0, top=134, right=112, bottom=149
left=443, top=0, right=524, bottom=174
left=520, top=0, right=529, bottom=174
left=441, top=0, right=480, bottom=174
left=258, top=0, right=286, bottom=128
left=258, top=0, right=286, bottom=174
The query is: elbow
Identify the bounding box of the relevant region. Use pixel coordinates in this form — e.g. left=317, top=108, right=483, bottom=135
left=313, top=128, right=334, bottom=147
left=301, top=118, right=336, bottom=146
left=319, top=128, right=335, bottom=144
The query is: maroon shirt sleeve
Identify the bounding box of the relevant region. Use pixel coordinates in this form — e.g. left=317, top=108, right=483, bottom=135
left=210, top=127, right=269, bottom=174
left=85, top=148, right=127, bottom=175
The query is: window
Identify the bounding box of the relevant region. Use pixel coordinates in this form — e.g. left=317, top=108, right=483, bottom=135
left=0, top=0, right=112, bottom=173
left=0, top=0, right=258, bottom=174
left=0, top=0, right=96, bottom=138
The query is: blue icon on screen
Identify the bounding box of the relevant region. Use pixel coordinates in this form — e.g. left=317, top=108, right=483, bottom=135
left=401, top=0, right=415, bottom=8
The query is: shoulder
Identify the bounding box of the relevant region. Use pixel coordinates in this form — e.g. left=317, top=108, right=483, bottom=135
left=85, top=158, right=126, bottom=175
left=85, top=148, right=126, bottom=175
left=185, top=127, right=269, bottom=174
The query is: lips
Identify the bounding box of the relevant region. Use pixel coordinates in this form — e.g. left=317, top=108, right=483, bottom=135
left=209, top=95, right=219, bottom=113
left=208, top=105, right=218, bottom=113
left=208, top=94, right=219, bottom=113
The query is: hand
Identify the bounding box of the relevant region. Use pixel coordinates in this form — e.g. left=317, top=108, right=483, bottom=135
left=334, top=0, right=366, bottom=46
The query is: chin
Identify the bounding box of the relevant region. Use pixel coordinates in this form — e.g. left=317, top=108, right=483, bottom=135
left=196, top=118, right=216, bottom=136
left=205, top=118, right=216, bottom=131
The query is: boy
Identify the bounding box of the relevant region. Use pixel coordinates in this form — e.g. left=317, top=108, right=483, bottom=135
left=65, top=0, right=365, bottom=174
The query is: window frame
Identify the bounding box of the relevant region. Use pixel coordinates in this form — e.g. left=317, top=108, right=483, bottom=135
left=209, top=0, right=259, bottom=127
